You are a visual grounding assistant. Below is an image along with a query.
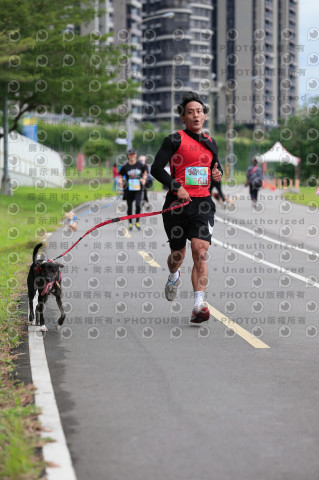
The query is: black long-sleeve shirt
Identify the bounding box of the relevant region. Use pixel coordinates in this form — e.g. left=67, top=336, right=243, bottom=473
left=151, top=129, right=223, bottom=193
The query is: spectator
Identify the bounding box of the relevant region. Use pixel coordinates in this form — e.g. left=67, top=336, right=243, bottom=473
left=246, top=158, right=263, bottom=206
left=139, top=155, right=152, bottom=210
left=112, top=163, right=119, bottom=192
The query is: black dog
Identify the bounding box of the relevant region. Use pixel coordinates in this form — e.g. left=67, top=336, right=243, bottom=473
left=27, top=243, right=65, bottom=331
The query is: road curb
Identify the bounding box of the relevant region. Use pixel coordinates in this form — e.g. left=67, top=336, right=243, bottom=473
left=28, top=326, right=77, bottom=480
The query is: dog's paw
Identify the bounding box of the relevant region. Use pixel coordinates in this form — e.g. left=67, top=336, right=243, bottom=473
left=40, top=325, right=48, bottom=332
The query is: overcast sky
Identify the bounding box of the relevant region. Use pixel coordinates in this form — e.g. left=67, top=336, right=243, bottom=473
left=298, top=0, right=319, bottom=104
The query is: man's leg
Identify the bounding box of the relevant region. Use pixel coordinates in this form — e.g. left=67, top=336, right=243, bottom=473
left=249, top=185, right=256, bottom=204
left=134, top=191, right=142, bottom=229
left=191, top=238, right=209, bottom=291
left=164, top=247, right=186, bottom=301
left=135, top=191, right=142, bottom=215
left=167, top=247, right=186, bottom=273
left=190, top=238, right=210, bottom=323
left=216, top=183, right=226, bottom=203
left=126, top=193, right=133, bottom=229
left=162, top=197, right=188, bottom=301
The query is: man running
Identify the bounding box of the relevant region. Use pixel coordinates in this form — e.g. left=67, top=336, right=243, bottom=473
left=246, top=158, right=263, bottom=207
left=209, top=179, right=227, bottom=208
left=151, top=91, right=223, bottom=323
left=118, top=149, right=147, bottom=231
left=139, top=155, right=152, bottom=210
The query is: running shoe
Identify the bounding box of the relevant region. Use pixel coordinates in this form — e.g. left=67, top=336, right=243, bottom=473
left=190, top=304, right=210, bottom=323
left=136, top=221, right=141, bottom=230
left=164, top=271, right=181, bottom=301
left=129, top=223, right=133, bottom=231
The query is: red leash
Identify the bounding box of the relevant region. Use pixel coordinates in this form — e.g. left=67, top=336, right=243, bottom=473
left=53, top=200, right=190, bottom=261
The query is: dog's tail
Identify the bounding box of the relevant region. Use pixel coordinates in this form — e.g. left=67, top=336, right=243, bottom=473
left=32, top=243, right=43, bottom=264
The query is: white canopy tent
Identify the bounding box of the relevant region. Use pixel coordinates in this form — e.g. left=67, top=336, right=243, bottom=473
left=255, top=141, right=301, bottom=190
left=0, top=129, right=65, bottom=188
left=255, top=141, right=300, bottom=167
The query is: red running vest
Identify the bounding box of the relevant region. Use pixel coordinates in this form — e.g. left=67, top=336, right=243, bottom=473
left=169, top=130, right=214, bottom=197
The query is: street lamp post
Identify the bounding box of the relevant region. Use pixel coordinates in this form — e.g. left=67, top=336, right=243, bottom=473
left=170, top=61, right=176, bottom=132
left=208, top=82, right=222, bottom=137
left=126, top=12, right=175, bottom=148
left=225, top=86, right=236, bottom=181
left=210, top=80, right=235, bottom=181
left=170, top=53, right=185, bottom=132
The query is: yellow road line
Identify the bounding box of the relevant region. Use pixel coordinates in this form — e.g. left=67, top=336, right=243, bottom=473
left=136, top=250, right=270, bottom=347
left=138, top=250, right=161, bottom=268
left=207, top=303, right=271, bottom=349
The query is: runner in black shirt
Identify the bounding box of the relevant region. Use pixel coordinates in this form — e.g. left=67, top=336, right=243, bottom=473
left=119, top=149, right=147, bottom=231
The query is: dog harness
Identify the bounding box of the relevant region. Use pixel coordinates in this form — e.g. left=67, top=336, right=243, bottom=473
left=34, top=260, right=62, bottom=296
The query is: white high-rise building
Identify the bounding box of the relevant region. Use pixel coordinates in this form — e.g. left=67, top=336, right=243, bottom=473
left=215, top=0, right=298, bottom=128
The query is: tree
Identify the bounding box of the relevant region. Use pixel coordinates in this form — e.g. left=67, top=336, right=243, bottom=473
left=268, top=100, right=319, bottom=183
left=0, top=0, right=138, bottom=137
left=82, top=138, right=115, bottom=166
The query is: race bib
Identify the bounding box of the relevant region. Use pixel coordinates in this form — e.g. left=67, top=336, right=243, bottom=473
left=128, top=179, right=141, bottom=191
left=185, top=166, right=209, bottom=186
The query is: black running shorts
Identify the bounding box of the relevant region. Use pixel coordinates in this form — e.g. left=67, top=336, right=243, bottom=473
left=162, top=193, right=216, bottom=250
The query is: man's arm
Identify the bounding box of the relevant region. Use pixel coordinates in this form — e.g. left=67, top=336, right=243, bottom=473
left=208, top=139, right=223, bottom=184
left=118, top=166, right=125, bottom=190
left=245, top=166, right=252, bottom=186
left=141, top=164, right=148, bottom=186
left=150, top=134, right=181, bottom=192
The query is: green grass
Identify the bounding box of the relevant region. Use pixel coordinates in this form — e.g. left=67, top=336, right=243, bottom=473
left=0, top=181, right=115, bottom=479
left=0, top=183, right=115, bottom=253
left=65, top=165, right=113, bottom=180
left=0, top=405, right=46, bottom=480
left=232, top=171, right=246, bottom=185
left=283, top=187, right=319, bottom=207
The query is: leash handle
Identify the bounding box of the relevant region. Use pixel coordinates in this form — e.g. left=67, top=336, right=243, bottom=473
left=53, top=200, right=190, bottom=260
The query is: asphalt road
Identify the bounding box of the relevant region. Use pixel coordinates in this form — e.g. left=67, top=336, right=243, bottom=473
left=42, top=187, right=319, bottom=480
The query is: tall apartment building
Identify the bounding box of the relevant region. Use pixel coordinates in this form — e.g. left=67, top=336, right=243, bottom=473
left=215, top=0, right=298, bottom=128
left=80, top=0, right=144, bottom=125
left=141, top=0, right=298, bottom=129
left=142, top=0, right=214, bottom=125
left=277, top=0, right=298, bottom=123
left=79, top=0, right=298, bottom=130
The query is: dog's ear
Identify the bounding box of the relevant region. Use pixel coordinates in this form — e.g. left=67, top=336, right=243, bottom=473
left=55, top=262, right=64, bottom=268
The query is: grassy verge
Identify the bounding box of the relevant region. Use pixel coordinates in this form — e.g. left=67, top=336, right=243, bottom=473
left=283, top=187, right=319, bottom=207
left=0, top=181, right=114, bottom=479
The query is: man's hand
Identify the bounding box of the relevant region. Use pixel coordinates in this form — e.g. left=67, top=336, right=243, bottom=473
left=212, top=162, right=222, bottom=182
left=176, top=186, right=191, bottom=203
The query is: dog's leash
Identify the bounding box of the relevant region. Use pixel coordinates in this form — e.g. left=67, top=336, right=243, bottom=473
left=52, top=200, right=190, bottom=261
left=75, top=195, right=122, bottom=217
